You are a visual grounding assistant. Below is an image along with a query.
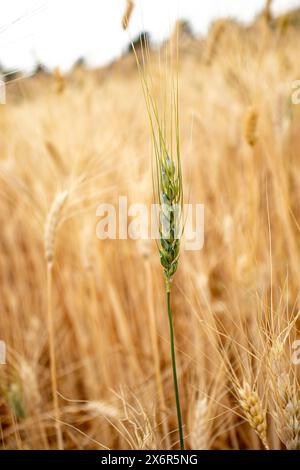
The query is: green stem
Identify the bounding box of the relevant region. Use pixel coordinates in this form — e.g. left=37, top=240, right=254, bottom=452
left=166, top=290, right=184, bottom=450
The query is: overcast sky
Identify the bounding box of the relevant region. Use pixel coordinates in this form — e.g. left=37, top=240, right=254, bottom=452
left=0, top=0, right=299, bottom=72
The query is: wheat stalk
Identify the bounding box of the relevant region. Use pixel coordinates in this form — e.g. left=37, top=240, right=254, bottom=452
left=44, top=190, right=68, bottom=450
left=141, top=244, right=171, bottom=449
left=150, top=75, right=184, bottom=450
left=133, top=34, right=185, bottom=449
left=44, top=190, right=68, bottom=265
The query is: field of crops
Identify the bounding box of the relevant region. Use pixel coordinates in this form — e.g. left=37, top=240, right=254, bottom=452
left=0, top=3, right=300, bottom=450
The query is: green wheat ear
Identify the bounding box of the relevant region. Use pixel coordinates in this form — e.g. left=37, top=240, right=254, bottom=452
left=157, top=152, right=183, bottom=293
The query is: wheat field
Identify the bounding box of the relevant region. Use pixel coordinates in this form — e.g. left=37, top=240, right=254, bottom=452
left=0, top=6, right=300, bottom=450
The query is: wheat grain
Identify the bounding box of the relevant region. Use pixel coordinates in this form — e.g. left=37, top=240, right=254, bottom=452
left=158, top=154, right=183, bottom=292
left=237, top=382, right=269, bottom=449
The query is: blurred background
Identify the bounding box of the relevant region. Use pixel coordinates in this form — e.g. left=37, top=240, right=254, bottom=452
left=1, top=0, right=300, bottom=72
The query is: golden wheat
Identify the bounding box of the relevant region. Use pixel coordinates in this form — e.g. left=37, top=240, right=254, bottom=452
left=237, top=382, right=269, bottom=450
left=0, top=4, right=300, bottom=450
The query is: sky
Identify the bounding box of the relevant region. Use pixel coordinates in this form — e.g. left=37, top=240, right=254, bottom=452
left=0, top=0, right=299, bottom=72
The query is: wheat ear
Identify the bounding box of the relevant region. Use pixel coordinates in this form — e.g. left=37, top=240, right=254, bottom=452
left=243, top=107, right=258, bottom=147
left=190, top=397, right=209, bottom=450
left=276, top=373, right=300, bottom=450
left=122, top=0, right=134, bottom=30
left=237, top=382, right=269, bottom=450
left=44, top=190, right=68, bottom=450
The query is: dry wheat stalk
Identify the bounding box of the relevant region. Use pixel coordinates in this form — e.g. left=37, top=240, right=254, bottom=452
left=237, top=382, right=269, bottom=449
left=44, top=190, right=68, bottom=450
left=44, top=190, right=68, bottom=265
left=118, top=396, right=156, bottom=450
